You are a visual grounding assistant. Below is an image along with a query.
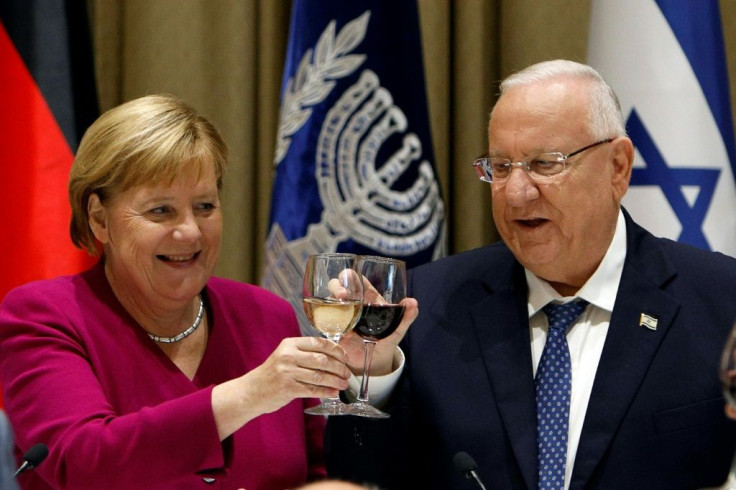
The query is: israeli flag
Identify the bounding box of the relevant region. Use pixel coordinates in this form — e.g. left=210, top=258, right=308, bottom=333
left=588, top=0, right=736, bottom=257
left=262, top=0, right=446, bottom=333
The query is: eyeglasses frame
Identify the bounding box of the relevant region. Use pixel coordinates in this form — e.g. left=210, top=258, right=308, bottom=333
left=472, top=138, right=615, bottom=183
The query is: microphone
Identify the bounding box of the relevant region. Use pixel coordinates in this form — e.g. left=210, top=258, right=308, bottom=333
left=13, top=443, right=48, bottom=478
left=453, top=451, right=487, bottom=490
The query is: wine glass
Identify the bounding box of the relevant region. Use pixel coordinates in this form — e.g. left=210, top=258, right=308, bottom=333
left=718, top=320, right=736, bottom=489
left=302, top=253, right=363, bottom=416
left=350, top=255, right=407, bottom=418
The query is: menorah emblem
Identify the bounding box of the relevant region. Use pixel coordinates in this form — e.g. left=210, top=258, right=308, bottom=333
left=262, top=10, right=445, bottom=333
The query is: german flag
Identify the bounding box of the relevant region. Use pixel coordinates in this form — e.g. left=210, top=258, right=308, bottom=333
left=0, top=1, right=98, bottom=304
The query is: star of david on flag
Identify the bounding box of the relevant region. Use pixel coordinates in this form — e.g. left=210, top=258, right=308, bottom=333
left=262, top=0, right=446, bottom=333
left=588, top=0, right=736, bottom=257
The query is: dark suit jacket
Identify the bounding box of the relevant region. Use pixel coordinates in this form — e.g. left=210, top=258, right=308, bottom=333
left=327, top=211, right=736, bottom=489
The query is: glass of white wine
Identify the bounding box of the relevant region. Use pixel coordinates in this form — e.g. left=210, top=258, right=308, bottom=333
left=302, top=253, right=363, bottom=416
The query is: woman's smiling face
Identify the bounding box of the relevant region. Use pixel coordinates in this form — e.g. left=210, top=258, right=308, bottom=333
left=89, top=159, right=222, bottom=304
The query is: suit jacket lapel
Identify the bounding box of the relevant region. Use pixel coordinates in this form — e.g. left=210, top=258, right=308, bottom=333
left=472, top=260, right=539, bottom=489
left=570, top=214, right=680, bottom=486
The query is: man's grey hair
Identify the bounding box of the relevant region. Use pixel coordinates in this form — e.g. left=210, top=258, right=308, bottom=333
left=496, top=59, right=627, bottom=140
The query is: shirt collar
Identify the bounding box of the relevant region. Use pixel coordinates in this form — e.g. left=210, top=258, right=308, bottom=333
left=526, top=209, right=627, bottom=318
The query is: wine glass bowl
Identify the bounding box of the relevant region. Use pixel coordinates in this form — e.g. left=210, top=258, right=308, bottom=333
left=351, top=255, right=407, bottom=418
left=302, top=253, right=363, bottom=416
left=303, top=296, right=362, bottom=343
left=353, top=303, right=406, bottom=341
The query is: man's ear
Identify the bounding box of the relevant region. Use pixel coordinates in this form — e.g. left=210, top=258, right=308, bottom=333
left=611, top=136, right=634, bottom=201
left=87, top=193, right=109, bottom=244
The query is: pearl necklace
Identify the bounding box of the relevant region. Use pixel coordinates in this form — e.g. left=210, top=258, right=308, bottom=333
left=147, top=296, right=205, bottom=344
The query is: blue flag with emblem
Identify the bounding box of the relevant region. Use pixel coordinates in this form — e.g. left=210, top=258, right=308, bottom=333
left=262, top=0, right=446, bottom=333
left=588, top=0, right=735, bottom=256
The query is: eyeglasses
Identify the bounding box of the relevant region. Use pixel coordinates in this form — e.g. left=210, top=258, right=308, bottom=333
left=472, top=139, right=614, bottom=183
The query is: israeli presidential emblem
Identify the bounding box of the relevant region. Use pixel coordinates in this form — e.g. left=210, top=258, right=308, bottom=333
left=262, top=3, right=446, bottom=333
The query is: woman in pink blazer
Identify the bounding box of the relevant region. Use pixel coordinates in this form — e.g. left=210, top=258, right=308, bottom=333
left=0, top=94, right=354, bottom=489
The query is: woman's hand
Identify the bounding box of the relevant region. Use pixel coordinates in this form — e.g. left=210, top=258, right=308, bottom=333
left=245, top=336, right=352, bottom=411
left=212, top=336, right=351, bottom=439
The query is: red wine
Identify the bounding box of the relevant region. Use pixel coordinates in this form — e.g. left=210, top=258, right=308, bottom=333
left=354, top=304, right=405, bottom=340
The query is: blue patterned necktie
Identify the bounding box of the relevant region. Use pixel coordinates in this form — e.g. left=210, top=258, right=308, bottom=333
left=536, top=300, right=588, bottom=490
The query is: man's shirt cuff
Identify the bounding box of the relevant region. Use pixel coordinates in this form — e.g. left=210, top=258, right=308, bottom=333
left=346, top=346, right=405, bottom=408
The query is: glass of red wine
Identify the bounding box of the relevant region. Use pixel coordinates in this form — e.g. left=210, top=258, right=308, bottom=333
left=719, top=320, right=736, bottom=489
left=302, top=253, right=363, bottom=416
left=351, top=255, right=407, bottom=418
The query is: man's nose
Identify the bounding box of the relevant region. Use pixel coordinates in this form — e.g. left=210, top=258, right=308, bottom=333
left=502, top=167, right=540, bottom=207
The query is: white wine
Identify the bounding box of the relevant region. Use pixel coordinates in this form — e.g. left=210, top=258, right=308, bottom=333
left=303, top=297, right=361, bottom=338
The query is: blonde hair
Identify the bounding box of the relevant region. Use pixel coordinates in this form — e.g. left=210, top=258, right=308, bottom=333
left=69, top=94, right=229, bottom=255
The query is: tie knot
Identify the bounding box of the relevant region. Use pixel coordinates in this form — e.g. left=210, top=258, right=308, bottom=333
left=542, top=300, right=588, bottom=332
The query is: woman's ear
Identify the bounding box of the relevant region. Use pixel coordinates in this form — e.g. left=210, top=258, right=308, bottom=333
left=87, top=193, right=109, bottom=244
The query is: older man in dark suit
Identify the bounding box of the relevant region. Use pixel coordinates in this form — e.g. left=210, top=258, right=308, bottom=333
left=328, top=59, right=736, bottom=489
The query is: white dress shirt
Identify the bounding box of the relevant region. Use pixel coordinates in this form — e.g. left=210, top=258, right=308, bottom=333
left=526, top=209, right=627, bottom=489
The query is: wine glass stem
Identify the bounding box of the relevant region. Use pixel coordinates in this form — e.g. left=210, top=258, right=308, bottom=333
left=325, top=336, right=344, bottom=405
left=357, top=340, right=377, bottom=403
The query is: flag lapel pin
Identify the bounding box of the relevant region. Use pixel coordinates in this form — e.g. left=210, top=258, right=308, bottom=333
left=639, top=313, right=658, bottom=331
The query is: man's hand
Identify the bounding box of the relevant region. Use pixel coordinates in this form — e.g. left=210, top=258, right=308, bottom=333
left=340, top=297, right=418, bottom=376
